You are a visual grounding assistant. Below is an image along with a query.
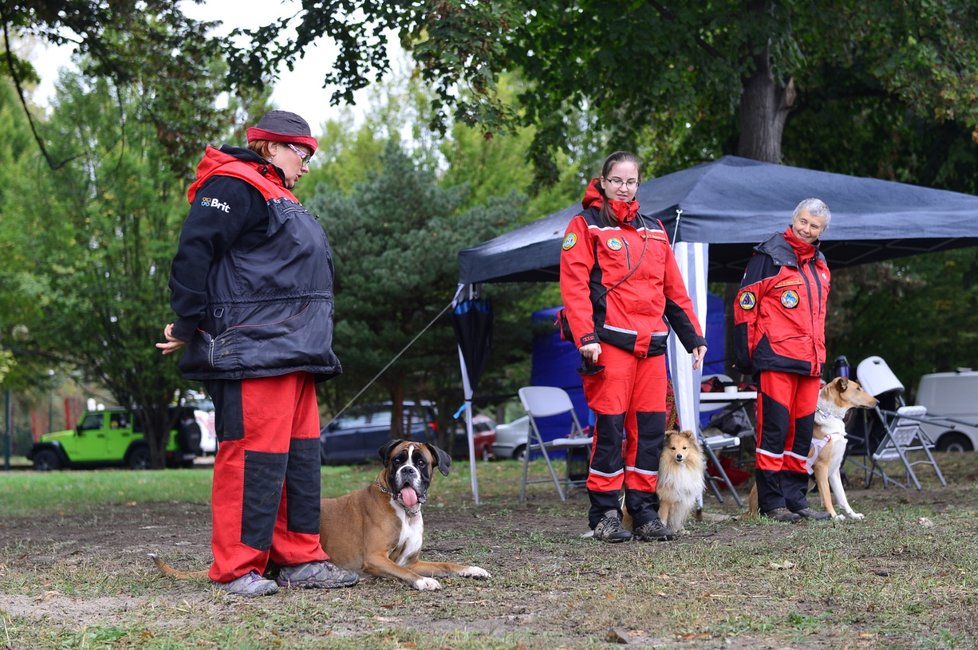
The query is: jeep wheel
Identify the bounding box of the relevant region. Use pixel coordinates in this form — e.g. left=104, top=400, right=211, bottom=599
left=33, top=449, right=62, bottom=471
left=177, top=421, right=203, bottom=454
left=127, top=445, right=151, bottom=470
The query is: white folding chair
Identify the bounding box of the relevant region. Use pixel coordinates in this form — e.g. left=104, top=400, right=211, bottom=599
left=856, top=356, right=947, bottom=490
left=517, top=386, right=593, bottom=502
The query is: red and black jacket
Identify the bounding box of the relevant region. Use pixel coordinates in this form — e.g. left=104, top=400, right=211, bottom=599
left=559, top=179, right=706, bottom=357
left=734, top=228, right=830, bottom=377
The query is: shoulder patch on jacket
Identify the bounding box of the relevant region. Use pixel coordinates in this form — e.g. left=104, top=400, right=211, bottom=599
left=562, top=233, right=578, bottom=250
left=738, top=291, right=756, bottom=310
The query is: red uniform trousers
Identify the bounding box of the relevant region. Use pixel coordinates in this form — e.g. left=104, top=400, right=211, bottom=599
left=581, top=344, right=667, bottom=529
left=206, top=372, right=328, bottom=582
left=754, top=370, right=820, bottom=513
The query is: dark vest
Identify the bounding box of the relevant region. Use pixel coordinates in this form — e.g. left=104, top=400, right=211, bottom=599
left=178, top=161, right=341, bottom=381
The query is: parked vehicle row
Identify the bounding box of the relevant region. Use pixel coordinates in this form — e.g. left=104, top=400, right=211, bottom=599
left=318, top=401, right=504, bottom=463
left=26, top=397, right=535, bottom=471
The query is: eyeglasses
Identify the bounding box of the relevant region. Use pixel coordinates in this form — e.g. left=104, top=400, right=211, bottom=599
left=604, top=177, right=639, bottom=189
left=285, top=143, right=312, bottom=164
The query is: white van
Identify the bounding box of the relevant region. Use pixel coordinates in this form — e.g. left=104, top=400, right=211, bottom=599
left=914, top=370, right=978, bottom=452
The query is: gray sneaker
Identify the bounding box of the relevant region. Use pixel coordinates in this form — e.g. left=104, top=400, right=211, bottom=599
left=215, top=571, right=280, bottom=597
left=633, top=517, right=675, bottom=541
left=593, top=510, right=633, bottom=543
left=275, top=561, right=360, bottom=589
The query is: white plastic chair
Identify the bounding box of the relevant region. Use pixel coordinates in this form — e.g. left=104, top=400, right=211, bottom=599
left=517, top=386, right=593, bottom=502
left=856, top=356, right=947, bottom=490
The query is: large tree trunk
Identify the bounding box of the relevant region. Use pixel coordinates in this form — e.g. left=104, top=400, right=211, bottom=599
left=144, top=406, right=172, bottom=469
left=737, top=49, right=795, bottom=163
left=728, top=31, right=796, bottom=377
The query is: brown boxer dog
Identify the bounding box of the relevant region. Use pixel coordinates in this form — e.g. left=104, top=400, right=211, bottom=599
left=319, top=439, right=491, bottom=591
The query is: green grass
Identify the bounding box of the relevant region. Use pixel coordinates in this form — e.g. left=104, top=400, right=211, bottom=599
left=0, top=462, right=404, bottom=517
left=0, top=467, right=214, bottom=516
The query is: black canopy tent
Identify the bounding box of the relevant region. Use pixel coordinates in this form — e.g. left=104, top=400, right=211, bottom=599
left=454, top=155, right=978, bottom=502
left=458, top=155, right=978, bottom=285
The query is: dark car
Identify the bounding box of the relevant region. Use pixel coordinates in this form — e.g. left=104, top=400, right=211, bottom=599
left=320, top=400, right=438, bottom=464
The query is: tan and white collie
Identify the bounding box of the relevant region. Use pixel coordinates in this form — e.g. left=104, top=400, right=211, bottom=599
left=809, top=376, right=878, bottom=520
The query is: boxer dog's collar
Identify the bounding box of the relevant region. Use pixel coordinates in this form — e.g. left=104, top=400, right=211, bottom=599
left=374, top=479, right=422, bottom=518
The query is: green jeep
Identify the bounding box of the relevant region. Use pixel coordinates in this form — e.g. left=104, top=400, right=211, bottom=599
left=27, top=407, right=202, bottom=471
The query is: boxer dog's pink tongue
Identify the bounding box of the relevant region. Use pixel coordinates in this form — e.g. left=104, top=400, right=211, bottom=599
left=400, top=487, right=418, bottom=507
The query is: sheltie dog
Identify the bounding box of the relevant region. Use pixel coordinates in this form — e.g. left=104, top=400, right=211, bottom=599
left=656, top=429, right=707, bottom=533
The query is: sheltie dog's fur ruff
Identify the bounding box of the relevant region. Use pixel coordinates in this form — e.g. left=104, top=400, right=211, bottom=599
left=656, top=429, right=707, bottom=533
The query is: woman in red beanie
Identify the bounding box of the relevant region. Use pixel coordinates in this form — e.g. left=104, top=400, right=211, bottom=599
left=157, top=110, right=357, bottom=596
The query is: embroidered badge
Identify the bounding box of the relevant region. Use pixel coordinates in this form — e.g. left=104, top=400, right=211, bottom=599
left=738, top=291, right=756, bottom=310
left=607, top=238, right=623, bottom=251
left=781, top=289, right=800, bottom=309
left=562, top=233, right=577, bottom=250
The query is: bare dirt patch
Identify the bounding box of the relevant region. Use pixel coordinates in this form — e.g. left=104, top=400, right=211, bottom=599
left=2, top=457, right=978, bottom=648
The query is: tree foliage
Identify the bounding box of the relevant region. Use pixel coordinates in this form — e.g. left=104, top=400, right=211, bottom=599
left=826, top=249, right=978, bottom=395
left=1, top=1, right=237, bottom=175
left=305, top=140, right=524, bottom=439
left=221, top=1, right=978, bottom=182
left=0, top=80, right=53, bottom=388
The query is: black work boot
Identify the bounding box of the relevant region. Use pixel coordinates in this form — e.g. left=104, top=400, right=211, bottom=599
left=761, top=507, right=802, bottom=523
left=592, top=510, right=633, bottom=543
left=633, top=516, right=675, bottom=541
left=793, top=507, right=831, bottom=521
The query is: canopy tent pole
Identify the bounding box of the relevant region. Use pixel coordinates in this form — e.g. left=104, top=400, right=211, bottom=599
left=456, top=345, right=480, bottom=504
left=667, top=240, right=708, bottom=432
left=452, top=283, right=493, bottom=504
left=667, top=240, right=710, bottom=508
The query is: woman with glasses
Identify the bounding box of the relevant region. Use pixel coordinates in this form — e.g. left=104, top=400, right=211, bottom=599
left=559, top=151, right=707, bottom=543
left=157, top=111, right=359, bottom=596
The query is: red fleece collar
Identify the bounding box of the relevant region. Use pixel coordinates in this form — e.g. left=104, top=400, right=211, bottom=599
left=784, top=227, right=816, bottom=262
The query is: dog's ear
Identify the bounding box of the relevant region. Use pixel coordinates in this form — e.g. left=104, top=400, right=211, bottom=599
left=681, top=429, right=702, bottom=449
left=378, top=439, right=402, bottom=463
left=425, top=443, right=452, bottom=476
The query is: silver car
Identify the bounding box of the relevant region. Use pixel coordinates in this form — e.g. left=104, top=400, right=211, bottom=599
left=491, top=415, right=529, bottom=460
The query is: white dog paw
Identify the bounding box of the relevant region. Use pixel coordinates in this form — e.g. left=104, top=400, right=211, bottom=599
left=832, top=514, right=846, bottom=521
left=849, top=512, right=865, bottom=520
left=461, top=566, right=490, bottom=579
left=413, top=577, right=443, bottom=591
